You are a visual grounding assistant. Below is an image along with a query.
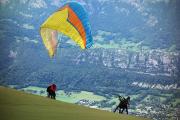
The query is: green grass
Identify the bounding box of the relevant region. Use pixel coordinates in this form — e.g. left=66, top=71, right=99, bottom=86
left=129, top=94, right=140, bottom=100
left=56, top=91, right=106, bottom=103
left=0, top=86, right=150, bottom=120
left=172, top=98, right=180, bottom=107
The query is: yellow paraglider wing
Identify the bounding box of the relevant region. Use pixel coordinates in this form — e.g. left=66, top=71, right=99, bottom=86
left=40, top=2, right=93, bottom=57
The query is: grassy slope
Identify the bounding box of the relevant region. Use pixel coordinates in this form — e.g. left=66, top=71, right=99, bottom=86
left=0, top=86, right=150, bottom=120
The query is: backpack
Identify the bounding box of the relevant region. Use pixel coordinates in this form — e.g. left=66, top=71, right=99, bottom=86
left=47, top=86, right=51, bottom=92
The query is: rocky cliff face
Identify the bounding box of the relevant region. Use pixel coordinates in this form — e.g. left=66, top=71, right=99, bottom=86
left=64, top=48, right=180, bottom=90
left=72, top=48, right=179, bottom=77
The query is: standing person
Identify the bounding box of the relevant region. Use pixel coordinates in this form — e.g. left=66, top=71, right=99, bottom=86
left=46, top=84, right=57, bottom=99
left=50, top=84, right=57, bottom=99
left=121, top=96, right=130, bottom=114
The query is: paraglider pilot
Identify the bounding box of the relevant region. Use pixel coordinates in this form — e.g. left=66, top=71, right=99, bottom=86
left=114, top=96, right=130, bottom=114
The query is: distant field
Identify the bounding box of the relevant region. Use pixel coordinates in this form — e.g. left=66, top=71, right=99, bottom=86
left=0, top=86, right=150, bottom=120
left=172, top=98, right=180, bottom=107
left=18, top=86, right=106, bottom=103
left=56, top=91, right=106, bottom=103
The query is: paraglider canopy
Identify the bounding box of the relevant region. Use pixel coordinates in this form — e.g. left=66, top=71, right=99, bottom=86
left=40, top=2, right=93, bottom=57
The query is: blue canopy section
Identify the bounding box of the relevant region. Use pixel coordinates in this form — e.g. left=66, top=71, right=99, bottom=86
left=68, top=2, right=93, bottom=48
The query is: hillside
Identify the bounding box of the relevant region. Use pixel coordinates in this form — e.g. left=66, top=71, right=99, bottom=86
left=0, top=86, right=149, bottom=120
